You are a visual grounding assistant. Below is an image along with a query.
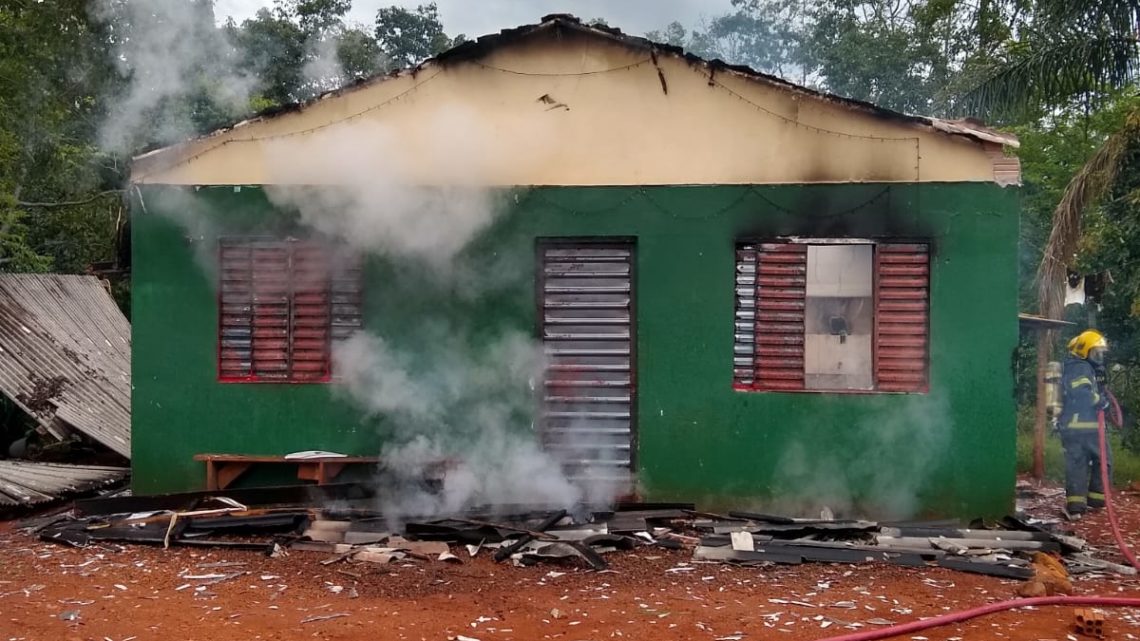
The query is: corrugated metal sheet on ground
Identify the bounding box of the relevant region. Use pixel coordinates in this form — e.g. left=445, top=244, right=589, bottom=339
left=0, top=274, right=131, bottom=457
left=0, top=460, right=128, bottom=507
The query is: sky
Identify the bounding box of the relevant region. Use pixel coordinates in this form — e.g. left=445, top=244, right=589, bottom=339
left=213, top=0, right=735, bottom=38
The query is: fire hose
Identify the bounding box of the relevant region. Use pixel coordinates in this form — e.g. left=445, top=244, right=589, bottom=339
left=815, top=597, right=1140, bottom=641
left=818, top=395, right=1140, bottom=641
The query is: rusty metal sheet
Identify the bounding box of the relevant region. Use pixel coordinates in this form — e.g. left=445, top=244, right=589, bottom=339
left=0, top=274, right=131, bottom=458
left=0, top=460, right=127, bottom=508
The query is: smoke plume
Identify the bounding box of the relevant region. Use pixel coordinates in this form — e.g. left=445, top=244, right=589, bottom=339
left=263, top=108, right=506, bottom=271
left=262, top=107, right=607, bottom=521
left=93, top=0, right=256, bottom=154
left=770, top=395, right=952, bottom=519
left=334, top=330, right=587, bottom=521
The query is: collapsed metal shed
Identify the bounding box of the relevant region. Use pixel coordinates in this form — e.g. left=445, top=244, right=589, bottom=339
left=0, top=460, right=127, bottom=507
left=0, top=274, right=131, bottom=458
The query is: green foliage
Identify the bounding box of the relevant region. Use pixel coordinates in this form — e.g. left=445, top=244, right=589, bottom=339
left=0, top=0, right=460, bottom=291
left=232, top=8, right=308, bottom=105
left=647, top=0, right=1033, bottom=116
left=701, top=0, right=802, bottom=77
left=963, top=0, right=1140, bottom=119
left=0, top=0, right=119, bottom=275
left=374, top=3, right=460, bottom=69
left=1015, top=429, right=1140, bottom=486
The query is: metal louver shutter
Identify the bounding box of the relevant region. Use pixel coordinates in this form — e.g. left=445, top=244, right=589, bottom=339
left=219, top=241, right=254, bottom=379
left=733, top=245, right=758, bottom=388
left=330, top=256, right=363, bottom=344
left=539, top=243, right=634, bottom=489
left=875, top=243, right=930, bottom=392
left=755, top=243, right=806, bottom=391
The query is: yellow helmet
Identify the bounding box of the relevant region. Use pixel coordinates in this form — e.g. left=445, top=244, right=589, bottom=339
left=1068, top=330, right=1108, bottom=359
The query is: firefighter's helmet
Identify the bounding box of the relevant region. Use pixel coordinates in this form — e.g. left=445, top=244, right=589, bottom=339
left=1068, top=330, right=1108, bottom=359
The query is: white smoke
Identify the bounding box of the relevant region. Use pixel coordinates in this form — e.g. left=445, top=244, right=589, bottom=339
left=771, top=395, right=953, bottom=519
left=262, top=105, right=608, bottom=520
left=263, top=108, right=506, bottom=271
left=134, top=186, right=222, bottom=279
left=93, top=0, right=257, bottom=153
left=333, top=330, right=586, bottom=523
left=301, top=33, right=347, bottom=97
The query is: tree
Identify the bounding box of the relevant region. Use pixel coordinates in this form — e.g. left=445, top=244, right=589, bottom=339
left=232, top=9, right=309, bottom=106
left=0, top=0, right=121, bottom=274
left=701, top=0, right=802, bottom=77
left=374, top=3, right=465, bottom=69
left=645, top=21, right=689, bottom=47
left=961, top=2, right=1140, bottom=320
left=961, top=2, right=1140, bottom=457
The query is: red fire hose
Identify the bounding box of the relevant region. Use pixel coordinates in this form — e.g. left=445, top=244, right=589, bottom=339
left=1096, top=406, right=1139, bottom=571
left=816, top=597, right=1140, bottom=641
left=818, top=403, right=1140, bottom=641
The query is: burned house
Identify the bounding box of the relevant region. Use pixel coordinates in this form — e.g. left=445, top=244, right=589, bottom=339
left=127, top=16, right=1019, bottom=518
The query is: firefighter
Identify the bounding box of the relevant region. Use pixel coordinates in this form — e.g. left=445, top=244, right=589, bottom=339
left=1058, top=329, right=1112, bottom=521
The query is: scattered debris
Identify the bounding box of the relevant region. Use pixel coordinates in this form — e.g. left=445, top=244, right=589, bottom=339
left=0, top=461, right=128, bottom=509
left=300, top=612, right=350, bottom=624
left=19, top=486, right=1129, bottom=587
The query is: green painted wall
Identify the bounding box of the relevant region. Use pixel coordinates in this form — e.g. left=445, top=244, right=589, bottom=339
left=131, top=183, right=1019, bottom=518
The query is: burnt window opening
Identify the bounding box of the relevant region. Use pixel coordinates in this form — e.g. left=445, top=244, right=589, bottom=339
left=218, top=237, right=363, bottom=383
left=733, top=241, right=929, bottom=394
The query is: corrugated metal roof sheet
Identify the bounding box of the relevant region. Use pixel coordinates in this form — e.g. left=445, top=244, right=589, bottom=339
left=0, top=274, right=131, bottom=458
left=0, top=460, right=127, bottom=507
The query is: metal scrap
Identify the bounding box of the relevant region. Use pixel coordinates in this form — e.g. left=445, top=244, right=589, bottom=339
left=0, top=274, right=131, bottom=457
left=0, top=460, right=127, bottom=509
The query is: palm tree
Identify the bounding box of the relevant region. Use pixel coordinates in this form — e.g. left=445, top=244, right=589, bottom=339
left=962, top=1, right=1140, bottom=479
left=964, top=0, right=1140, bottom=321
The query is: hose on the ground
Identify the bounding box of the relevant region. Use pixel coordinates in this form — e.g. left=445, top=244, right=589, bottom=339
left=818, top=408, right=1140, bottom=641
left=816, top=597, right=1140, bottom=641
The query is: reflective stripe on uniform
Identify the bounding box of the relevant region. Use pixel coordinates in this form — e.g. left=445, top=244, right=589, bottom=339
left=1068, top=417, right=1099, bottom=429
left=1089, top=492, right=1105, bottom=501
left=1071, top=377, right=1094, bottom=388
left=1067, top=496, right=1087, bottom=504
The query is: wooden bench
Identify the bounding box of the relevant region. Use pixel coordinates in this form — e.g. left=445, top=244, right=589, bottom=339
left=194, top=454, right=382, bottom=490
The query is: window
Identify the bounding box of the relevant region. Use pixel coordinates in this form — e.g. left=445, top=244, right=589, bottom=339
left=218, top=238, right=362, bottom=382
left=733, top=241, right=929, bottom=393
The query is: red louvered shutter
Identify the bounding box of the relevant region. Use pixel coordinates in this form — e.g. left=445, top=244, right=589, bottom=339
left=251, top=241, right=291, bottom=380
left=755, top=243, right=807, bottom=390
left=218, top=238, right=362, bottom=383
left=874, top=243, right=930, bottom=392
left=290, top=241, right=331, bottom=381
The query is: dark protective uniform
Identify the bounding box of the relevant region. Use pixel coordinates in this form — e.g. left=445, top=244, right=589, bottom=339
left=1059, top=356, right=1113, bottom=514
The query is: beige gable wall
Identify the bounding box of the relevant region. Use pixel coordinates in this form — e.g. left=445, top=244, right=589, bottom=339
left=132, top=29, right=1003, bottom=186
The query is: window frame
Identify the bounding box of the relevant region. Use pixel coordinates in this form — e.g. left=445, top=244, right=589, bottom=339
left=733, top=237, right=930, bottom=395
left=216, top=236, right=362, bottom=384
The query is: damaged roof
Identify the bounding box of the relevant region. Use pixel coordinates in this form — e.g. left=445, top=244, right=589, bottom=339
left=0, top=460, right=127, bottom=508
left=132, top=14, right=1015, bottom=172
left=0, top=275, right=131, bottom=459
left=431, top=14, right=1017, bottom=147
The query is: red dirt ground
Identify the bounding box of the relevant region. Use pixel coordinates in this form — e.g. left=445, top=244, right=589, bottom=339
left=2, top=485, right=1140, bottom=641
